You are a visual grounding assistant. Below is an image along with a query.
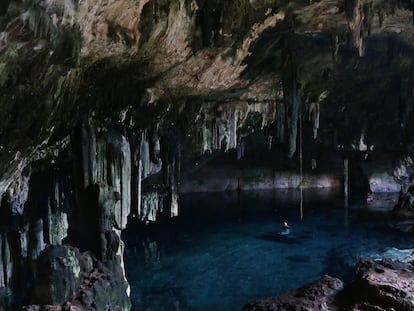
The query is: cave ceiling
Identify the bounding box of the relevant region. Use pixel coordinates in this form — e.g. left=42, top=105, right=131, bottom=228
left=1, top=0, right=414, bottom=195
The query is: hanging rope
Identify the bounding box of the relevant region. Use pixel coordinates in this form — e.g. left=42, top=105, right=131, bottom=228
left=299, top=109, right=303, bottom=220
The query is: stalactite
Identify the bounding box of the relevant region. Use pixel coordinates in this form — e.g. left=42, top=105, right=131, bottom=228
left=276, top=100, right=285, bottom=143
left=141, top=131, right=151, bottom=179
left=212, top=124, right=219, bottom=151
left=0, top=238, right=3, bottom=288
left=106, top=131, right=132, bottom=230
left=309, top=102, right=320, bottom=139
left=149, top=126, right=161, bottom=163
left=344, top=0, right=388, bottom=57
left=0, top=234, right=9, bottom=288
left=130, top=132, right=142, bottom=219
left=160, top=128, right=181, bottom=218
left=190, top=101, right=278, bottom=157
left=345, top=0, right=365, bottom=56
left=130, top=128, right=164, bottom=221
left=330, top=34, right=339, bottom=64
left=28, top=219, right=45, bottom=261
left=80, top=120, right=97, bottom=188
left=228, top=107, right=238, bottom=150
left=46, top=175, right=69, bottom=246
left=24, top=6, right=56, bottom=40
left=282, top=36, right=301, bottom=158
left=95, top=135, right=108, bottom=185
left=136, top=156, right=142, bottom=218
left=5, top=171, right=30, bottom=216
left=141, top=192, right=164, bottom=222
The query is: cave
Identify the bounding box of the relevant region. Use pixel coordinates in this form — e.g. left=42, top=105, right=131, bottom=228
left=2, top=0, right=414, bottom=310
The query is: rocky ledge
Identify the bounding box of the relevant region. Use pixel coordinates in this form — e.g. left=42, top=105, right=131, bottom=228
left=21, top=245, right=130, bottom=311
left=243, top=259, right=414, bottom=311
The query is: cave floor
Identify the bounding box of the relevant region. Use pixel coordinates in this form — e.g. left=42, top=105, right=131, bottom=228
left=123, top=189, right=411, bottom=311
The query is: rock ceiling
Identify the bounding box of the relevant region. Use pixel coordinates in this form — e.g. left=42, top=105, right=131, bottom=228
left=1, top=0, right=414, bottom=194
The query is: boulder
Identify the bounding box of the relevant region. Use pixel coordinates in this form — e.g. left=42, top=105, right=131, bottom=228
left=25, top=247, right=130, bottom=311
left=392, top=184, right=414, bottom=231
left=244, top=259, right=414, bottom=311
left=349, top=259, right=414, bottom=310
left=243, top=275, right=344, bottom=311
left=393, top=184, right=414, bottom=219
left=31, top=246, right=80, bottom=305
left=63, top=258, right=131, bottom=311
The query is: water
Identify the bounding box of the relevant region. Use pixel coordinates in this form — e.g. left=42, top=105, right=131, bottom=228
left=122, top=189, right=412, bottom=311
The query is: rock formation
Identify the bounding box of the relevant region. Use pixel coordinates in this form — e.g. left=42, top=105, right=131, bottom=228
left=244, top=259, right=414, bottom=311
left=1, top=0, right=414, bottom=309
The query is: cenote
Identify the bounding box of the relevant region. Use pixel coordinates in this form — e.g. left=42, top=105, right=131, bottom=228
left=123, top=189, right=411, bottom=311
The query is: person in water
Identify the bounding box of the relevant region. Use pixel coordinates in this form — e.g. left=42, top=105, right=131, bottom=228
left=280, top=221, right=291, bottom=235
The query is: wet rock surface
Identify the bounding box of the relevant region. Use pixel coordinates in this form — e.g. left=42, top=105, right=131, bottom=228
left=392, top=183, right=414, bottom=231
left=243, top=259, right=414, bottom=311
left=394, top=184, right=414, bottom=218
left=243, top=275, right=344, bottom=311
left=23, top=247, right=130, bottom=311
left=31, top=246, right=80, bottom=305
left=348, top=259, right=414, bottom=310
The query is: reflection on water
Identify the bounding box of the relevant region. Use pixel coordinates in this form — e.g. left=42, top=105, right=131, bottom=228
left=123, top=189, right=407, bottom=311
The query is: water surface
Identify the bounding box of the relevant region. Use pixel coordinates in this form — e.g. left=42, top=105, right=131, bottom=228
left=123, top=189, right=411, bottom=311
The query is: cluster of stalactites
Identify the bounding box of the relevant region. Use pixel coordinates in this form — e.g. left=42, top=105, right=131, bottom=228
left=80, top=118, right=180, bottom=225
left=344, top=0, right=404, bottom=56
left=0, top=169, right=70, bottom=291
left=132, top=125, right=180, bottom=223
left=80, top=121, right=131, bottom=230
left=131, top=129, right=164, bottom=222
left=191, top=101, right=277, bottom=156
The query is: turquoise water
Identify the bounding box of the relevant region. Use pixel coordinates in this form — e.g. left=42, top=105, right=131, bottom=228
left=123, top=189, right=412, bottom=311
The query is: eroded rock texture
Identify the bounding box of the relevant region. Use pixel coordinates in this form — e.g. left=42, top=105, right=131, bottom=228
left=1, top=0, right=414, bottom=309
left=243, top=275, right=344, bottom=311
left=23, top=246, right=130, bottom=311
left=244, top=259, right=414, bottom=311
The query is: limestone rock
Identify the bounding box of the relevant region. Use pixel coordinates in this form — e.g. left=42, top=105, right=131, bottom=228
left=393, top=184, right=414, bottom=223
left=25, top=248, right=130, bottom=311
left=63, top=258, right=131, bottom=311
left=244, top=259, right=414, bottom=311
left=360, top=157, right=404, bottom=193
left=31, top=245, right=80, bottom=305
left=350, top=259, right=414, bottom=310
left=243, top=275, right=344, bottom=311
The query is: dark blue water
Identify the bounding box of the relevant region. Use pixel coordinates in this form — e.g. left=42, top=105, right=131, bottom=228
left=123, top=189, right=412, bottom=311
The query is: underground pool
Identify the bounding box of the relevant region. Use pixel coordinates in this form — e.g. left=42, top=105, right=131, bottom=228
left=122, top=189, right=411, bottom=311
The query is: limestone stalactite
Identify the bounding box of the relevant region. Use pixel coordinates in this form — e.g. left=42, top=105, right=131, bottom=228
left=282, top=36, right=301, bottom=158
